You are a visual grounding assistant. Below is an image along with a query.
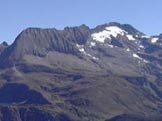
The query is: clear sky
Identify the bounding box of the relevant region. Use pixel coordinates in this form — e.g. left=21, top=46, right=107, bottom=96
left=0, top=0, right=162, bottom=44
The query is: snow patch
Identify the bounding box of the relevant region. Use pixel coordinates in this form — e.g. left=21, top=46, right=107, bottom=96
left=76, top=44, right=84, bottom=48
left=126, top=48, right=130, bottom=52
left=126, top=35, right=135, bottom=41
left=76, top=44, right=86, bottom=53
left=84, top=52, right=99, bottom=60
left=151, top=37, right=159, bottom=43
left=91, top=25, right=138, bottom=43
left=135, top=35, right=139, bottom=38
left=87, top=54, right=99, bottom=60
left=139, top=45, right=144, bottom=48
left=133, top=53, right=149, bottom=63
left=79, top=48, right=85, bottom=53
left=89, top=42, right=96, bottom=47
left=91, top=26, right=126, bottom=43
left=76, top=44, right=99, bottom=60
left=105, top=26, right=126, bottom=37
left=91, top=30, right=111, bottom=43
left=133, top=53, right=140, bottom=58
left=141, top=35, right=150, bottom=39
left=105, top=44, right=114, bottom=48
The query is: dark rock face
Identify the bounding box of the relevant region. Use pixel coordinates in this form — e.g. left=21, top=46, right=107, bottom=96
left=0, top=41, right=8, bottom=54
left=121, top=24, right=144, bottom=35
left=123, top=76, right=147, bottom=87
left=19, top=107, right=55, bottom=121
left=106, top=114, right=162, bottom=121
left=0, top=107, right=73, bottom=121
left=0, top=83, right=50, bottom=104
left=0, top=22, right=162, bottom=121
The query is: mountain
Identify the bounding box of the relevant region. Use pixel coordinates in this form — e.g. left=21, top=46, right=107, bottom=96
left=0, top=22, right=162, bottom=121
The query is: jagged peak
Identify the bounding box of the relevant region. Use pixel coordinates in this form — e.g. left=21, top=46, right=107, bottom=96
left=107, top=22, right=122, bottom=27
left=95, top=22, right=143, bottom=35
left=121, top=24, right=144, bottom=35
left=1, top=41, right=8, bottom=46
left=64, top=24, right=90, bottom=30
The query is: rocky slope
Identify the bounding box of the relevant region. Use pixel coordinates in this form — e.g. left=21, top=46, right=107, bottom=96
left=0, top=22, right=162, bottom=121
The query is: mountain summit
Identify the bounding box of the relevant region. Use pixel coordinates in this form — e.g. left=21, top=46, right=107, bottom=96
left=0, top=22, right=162, bottom=121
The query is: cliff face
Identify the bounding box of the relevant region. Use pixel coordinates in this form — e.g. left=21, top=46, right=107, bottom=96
left=0, top=25, right=90, bottom=67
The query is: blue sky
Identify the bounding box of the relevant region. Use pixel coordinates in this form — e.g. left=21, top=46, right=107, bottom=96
left=0, top=0, right=162, bottom=44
